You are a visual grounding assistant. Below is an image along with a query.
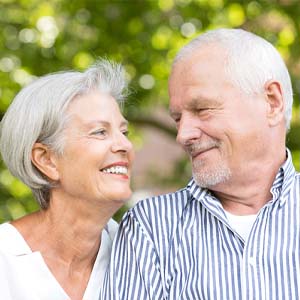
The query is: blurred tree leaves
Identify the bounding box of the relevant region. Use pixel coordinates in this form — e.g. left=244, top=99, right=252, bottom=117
left=0, top=0, right=299, bottom=222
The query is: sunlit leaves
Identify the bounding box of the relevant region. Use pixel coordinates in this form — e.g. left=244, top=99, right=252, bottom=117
left=139, top=74, right=155, bottom=90
left=11, top=68, right=36, bottom=86
left=292, top=151, right=300, bottom=170
left=181, top=22, right=196, bottom=38
left=73, top=51, right=94, bottom=69
left=152, top=26, right=173, bottom=49
left=194, top=0, right=224, bottom=9
left=128, top=18, right=144, bottom=35
left=0, top=170, right=31, bottom=198
left=158, top=0, right=174, bottom=12
left=36, top=16, right=59, bottom=48
left=227, top=3, right=245, bottom=27
left=279, top=27, right=295, bottom=46
left=246, top=1, right=262, bottom=19
left=1, top=0, right=300, bottom=222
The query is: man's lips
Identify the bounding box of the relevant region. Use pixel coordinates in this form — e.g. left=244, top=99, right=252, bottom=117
left=185, top=141, right=220, bottom=158
left=190, top=147, right=215, bottom=159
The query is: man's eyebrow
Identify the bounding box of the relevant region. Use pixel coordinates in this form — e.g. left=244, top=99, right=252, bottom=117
left=186, top=97, right=221, bottom=110
left=169, top=96, right=221, bottom=118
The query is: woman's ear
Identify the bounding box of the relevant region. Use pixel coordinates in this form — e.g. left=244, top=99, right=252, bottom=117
left=264, top=80, right=285, bottom=127
left=31, top=143, right=60, bottom=181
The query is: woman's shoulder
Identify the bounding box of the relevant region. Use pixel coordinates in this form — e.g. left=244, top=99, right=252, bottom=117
left=0, top=222, right=17, bottom=244
left=0, top=222, right=32, bottom=255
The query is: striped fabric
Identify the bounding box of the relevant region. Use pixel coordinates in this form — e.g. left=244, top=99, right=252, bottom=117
left=101, top=150, right=300, bottom=300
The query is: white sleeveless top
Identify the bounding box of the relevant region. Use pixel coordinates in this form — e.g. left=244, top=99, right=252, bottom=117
left=0, top=220, right=118, bottom=300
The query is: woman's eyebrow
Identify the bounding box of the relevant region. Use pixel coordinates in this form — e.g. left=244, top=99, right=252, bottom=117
left=85, top=119, right=129, bottom=127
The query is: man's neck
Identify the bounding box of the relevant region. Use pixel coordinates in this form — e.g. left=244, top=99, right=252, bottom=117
left=211, top=149, right=287, bottom=215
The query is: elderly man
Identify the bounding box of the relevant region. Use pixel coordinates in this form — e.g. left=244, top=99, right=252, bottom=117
left=102, top=29, right=300, bottom=299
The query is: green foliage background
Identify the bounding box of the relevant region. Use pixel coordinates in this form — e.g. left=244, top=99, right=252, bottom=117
left=0, top=0, right=299, bottom=222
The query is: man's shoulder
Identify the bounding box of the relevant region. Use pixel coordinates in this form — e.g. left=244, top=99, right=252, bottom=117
left=132, top=187, right=190, bottom=214
left=294, top=171, right=300, bottom=186
left=289, top=167, right=300, bottom=184
left=123, top=187, right=192, bottom=232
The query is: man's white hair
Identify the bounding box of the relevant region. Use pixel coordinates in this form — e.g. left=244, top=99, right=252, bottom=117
left=174, top=28, right=293, bottom=131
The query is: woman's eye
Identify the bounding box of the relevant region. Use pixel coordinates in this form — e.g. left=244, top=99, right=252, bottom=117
left=122, top=130, right=129, bottom=137
left=91, top=129, right=106, bottom=136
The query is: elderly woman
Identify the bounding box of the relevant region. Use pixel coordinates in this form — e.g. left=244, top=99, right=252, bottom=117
left=0, top=59, right=134, bottom=300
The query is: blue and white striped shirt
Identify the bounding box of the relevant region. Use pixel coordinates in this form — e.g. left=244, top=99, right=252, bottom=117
left=102, top=151, right=300, bottom=299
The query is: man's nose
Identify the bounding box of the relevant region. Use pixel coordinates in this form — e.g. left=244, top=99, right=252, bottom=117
left=176, top=114, right=202, bottom=146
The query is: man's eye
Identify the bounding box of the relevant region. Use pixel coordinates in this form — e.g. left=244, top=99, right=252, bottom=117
left=174, top=118, right=181, bottom=128
left=196, top=108, right=212, bottom=116
left=196, top=108, right=207, bottom=112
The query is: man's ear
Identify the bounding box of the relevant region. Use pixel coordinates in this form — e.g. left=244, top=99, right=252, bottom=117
left=264, top=80, right=285, bottom=127
left=31, top=143, right=60, bottom=181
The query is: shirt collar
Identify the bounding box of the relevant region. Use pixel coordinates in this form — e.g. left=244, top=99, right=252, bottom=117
left=187, top=148, right=296, bottom=208
left=186, top=179, right=226, bottom=222
left=275, top=148, right=296, bottom=205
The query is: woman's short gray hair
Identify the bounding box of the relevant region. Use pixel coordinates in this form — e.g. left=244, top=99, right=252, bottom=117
left=174, top=28, right=293, bottom=131
left=0, top=59, right=128, bottom=209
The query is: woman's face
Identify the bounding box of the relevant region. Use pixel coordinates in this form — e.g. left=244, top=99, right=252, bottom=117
left=53, top=90, right=134, bottom=205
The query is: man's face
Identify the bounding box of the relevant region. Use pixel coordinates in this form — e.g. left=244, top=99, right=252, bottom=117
left=169, top=45, right=270, bottom=189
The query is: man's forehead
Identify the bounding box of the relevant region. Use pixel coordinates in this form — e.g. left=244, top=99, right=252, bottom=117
left=172, top=43, right=224, bottom=69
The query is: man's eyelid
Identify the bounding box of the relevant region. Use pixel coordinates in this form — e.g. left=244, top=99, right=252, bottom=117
left=170, top=112, right=181, bottom=122
left=195, top=107, right=210, bottom=112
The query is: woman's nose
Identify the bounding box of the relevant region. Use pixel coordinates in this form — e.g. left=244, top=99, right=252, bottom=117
left=111, top=132, right=133, bottom=153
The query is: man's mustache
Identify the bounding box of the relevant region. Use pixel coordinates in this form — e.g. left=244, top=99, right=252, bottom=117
left=184, top=140, right=221, bottom=157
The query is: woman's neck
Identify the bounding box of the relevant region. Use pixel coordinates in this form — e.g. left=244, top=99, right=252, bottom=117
left=11, top=192, right=121, bottom=299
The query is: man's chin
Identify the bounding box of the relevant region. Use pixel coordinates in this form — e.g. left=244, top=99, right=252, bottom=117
left=192, top=168, right=231, bottom=188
